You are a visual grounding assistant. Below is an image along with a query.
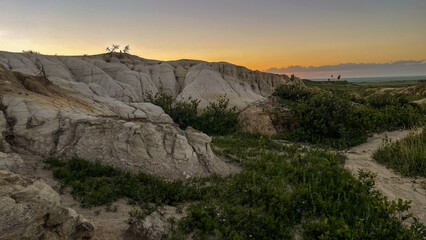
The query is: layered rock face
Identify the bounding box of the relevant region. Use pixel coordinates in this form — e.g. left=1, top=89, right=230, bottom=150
left=0, top=64, right=237, bottom=179
left=0, top=51, right=293, bottom=239
left=0, top=50, right=295, bottom=179
left=0, top=51, right=293, bottom=109
left=0, top=171, right=94, bottom=240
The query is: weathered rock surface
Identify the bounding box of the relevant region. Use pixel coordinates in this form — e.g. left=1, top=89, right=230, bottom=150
left=238, top=99, right=296, bottom=136
left=0, top=51, right=295, bottom=178
left=0, top=62, right=237, bottom=179
left=124, top=212, right=171, bottom=240
left=0, top=51, right=296, bottom=109
left=0, top=171, right=94, bottom=240
left=238, top=107, right=277, bottom=136
left=0, top=110, right=11, bottom=153
left=0, top=152, right=24, bottom=173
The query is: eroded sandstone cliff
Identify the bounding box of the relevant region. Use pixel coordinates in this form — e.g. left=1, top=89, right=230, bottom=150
left=0, top=64, right=238, bottom=179
left=0, top=51, right=294, bottom=109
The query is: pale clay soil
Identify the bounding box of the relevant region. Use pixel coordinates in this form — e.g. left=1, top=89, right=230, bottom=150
left=17, top=128, right=425, bottom=239
left=344, top=128, right=426, bottom=224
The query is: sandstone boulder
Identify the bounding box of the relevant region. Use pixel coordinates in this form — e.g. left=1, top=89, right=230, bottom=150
left=0, top=171, right=94, bottom=240
left=238, top=107, right=277, bottom=136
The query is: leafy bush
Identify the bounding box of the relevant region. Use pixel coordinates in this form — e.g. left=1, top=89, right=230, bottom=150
left=373, top=129, right=425, bottom=177
left=367, top=93, right=410, bottom=108
left=144, top=88, right=199, bottom=129
left=194, top=98, right=239, bottom=135
left=145, top=88, right=239, bottom=135
left=273, top=84, right=425, bottom=148
left=273, top=83, right=313, bottom=102
left=44, top=157, right=205, bottom=208
left=288, top=91, right=374, bottom=148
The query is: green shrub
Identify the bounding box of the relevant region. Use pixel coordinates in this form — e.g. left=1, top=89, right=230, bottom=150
left=367, top=93, right=410, bottom=108
left=144, top=88, right=199, bottom=129
left=44, top=157, right=205, bottom=208
left=373, top=129, right=425, bottom=177
left=194, top=98, right=239, bottom=135
left=280, top=91, right=374, bottom=148
left=145, top=88, right=239, bottom=135
left=273, top=83, right=313, bottom=102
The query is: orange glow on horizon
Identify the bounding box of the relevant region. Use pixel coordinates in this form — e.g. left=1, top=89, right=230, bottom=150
left=1, top=1, right=425, bottom=73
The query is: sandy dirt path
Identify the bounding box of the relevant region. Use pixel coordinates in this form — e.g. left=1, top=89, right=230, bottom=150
left=344, top=129, right=426, bottom=224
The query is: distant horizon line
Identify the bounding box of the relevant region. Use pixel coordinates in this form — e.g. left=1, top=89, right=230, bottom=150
left=1, top=50, right=425, bottom=79
left=304, top=75, right=426, bottom=82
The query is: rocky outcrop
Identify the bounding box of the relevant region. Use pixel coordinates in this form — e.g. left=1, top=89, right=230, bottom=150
left=0, top=62, right=237, bottom=179
left=0, top=110, right=11, bottom=153
left=125, top=212, right=171, bottom=240
left=0, top=50, right=294, bottom=178
left=0, top=171, right=94, bottom=240
left=0, top=51, right=295, bottom=109
left=0, top=152, right=24, bottom=173
left=238, top=100, right=296, bottom=136
left=238, top=107, right=277, bottom=136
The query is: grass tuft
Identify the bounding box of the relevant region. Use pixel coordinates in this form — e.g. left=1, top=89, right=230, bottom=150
left=373, top=129, right=425, bottom=177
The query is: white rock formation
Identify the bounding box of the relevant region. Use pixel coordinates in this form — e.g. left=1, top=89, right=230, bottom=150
left=0, top=171, right=94, bottom=240
left=0, top=51, right=294, bottom=109
left=0, top=63, right=237, bottom=179
left=0, top=51, right=296, bottom=179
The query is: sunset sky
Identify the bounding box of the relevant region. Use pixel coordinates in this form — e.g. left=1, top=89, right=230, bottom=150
left=0, top=0, right=425, bottom=78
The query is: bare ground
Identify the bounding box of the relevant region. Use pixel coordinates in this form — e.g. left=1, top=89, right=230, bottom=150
left=344, top=128, right=426, bottom=224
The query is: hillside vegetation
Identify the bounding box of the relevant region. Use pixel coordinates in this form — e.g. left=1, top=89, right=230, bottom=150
left=145, top=88, right=239, bottom=135
left=44, top=79, right=426, bottom=239
left=272, top=83, right=425, bottom=148
left=46, top=133, right=426, bottom=239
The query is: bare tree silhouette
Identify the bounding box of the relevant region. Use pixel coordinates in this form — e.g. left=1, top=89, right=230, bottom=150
left=106, top=44, right=120, bottom=53
left=123, top=45, right=130, bottom=53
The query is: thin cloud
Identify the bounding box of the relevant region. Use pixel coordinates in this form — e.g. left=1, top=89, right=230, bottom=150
left=266, top=60, right=426, bottom=78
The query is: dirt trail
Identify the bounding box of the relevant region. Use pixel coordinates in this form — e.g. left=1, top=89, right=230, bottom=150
left=345, top=129, right=426, bottom=224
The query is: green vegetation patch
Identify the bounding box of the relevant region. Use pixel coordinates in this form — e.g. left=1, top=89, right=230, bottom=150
left=273, top=84, right=425, bottom=149
left=145, top=88, right=239, bottom=135
left=45, top=134, right=426, bottom=239
left=44, top=157, right=206, bottom=208
left=171, top=134, right=425, bottom=239
left=373, top=129, right=426, bottom=177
